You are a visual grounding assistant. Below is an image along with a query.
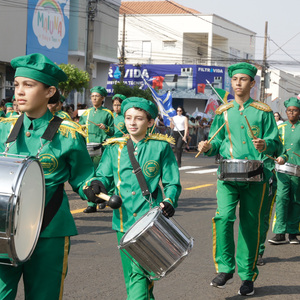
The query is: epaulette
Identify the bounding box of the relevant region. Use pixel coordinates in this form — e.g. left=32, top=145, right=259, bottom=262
left=0, top=116, right=19, bottom=125
left=145, top=133, right=175, bottom=145
left=249, top=100, right=272, bottom=112
left=278, top=123, right=287, bottom=130
left=215, top=102, right=234, bottom=115
left=59, top=120, right=87, bottom=139
left=103, top=136, right=129, bottom=146
left=81, top=108, right=92, bottom=116
left=102, top=108, right=114, bottom=118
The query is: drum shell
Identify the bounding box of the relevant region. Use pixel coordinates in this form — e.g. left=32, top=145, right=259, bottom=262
left=0, top=156, right=45, bottom=266
left=119, top=207, right=193, bottom=279
left=87, top=143, right=102, bottom=157
left=275, top=163, right=300, bottom=177
left=218, top=159, right=263, bottom=182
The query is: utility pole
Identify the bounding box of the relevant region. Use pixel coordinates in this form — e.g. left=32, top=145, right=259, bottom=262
left=85, top=0, right=97, bottom=103
left=119, top=14, right=126, bottom=83
left=260, top=21, right=268, bottom=103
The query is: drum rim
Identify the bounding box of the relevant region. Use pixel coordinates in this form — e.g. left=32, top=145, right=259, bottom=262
left=220, top=159, right=264, bottom=163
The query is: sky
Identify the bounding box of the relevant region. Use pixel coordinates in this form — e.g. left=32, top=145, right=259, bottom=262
left=124, top=0, right=300, bottom=73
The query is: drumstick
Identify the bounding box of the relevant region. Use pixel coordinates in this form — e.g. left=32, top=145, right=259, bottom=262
left=286, top=148, right=291, bottom=151
left=265, top=154, right=277, bottom=161
left=195, top=123, right=225, bottom=158
left=114, top=124, right=126, bottom=135
left=244, top=116, right=256, bottom=139
left=293, top=151, right=300, bottom=158
left=88, top=119, right=99, bottom=126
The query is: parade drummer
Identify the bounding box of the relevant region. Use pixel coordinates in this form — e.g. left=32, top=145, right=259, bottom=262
left=0, top=53, right=95, bottom=299
left=268, top=97, right=300, bottom=245
left=83, top=97, right=181, bottom=299
left=79, top=86, right=114, bottom=213
left=197, top=62, right=282, bottom=296
left=112, top=93, right=128, bottom=137
left=48, top=95, right=72, bottom=120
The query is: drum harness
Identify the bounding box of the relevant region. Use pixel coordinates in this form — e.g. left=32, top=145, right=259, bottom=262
left=127, top=138, right=158, bottom=209
left=5, top=114, right=64, bottom=232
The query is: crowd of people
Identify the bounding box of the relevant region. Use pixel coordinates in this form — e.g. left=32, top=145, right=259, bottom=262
left=0, top=53, right=299, bottom=299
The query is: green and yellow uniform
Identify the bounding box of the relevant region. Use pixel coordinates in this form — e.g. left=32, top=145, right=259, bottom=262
left=55, top=109, right=72, bottom=120
left=95, top=133, right=181, bottom=299
left=205, top=98, right=282, bottom=281
left=113, top=112, right=128, bottom=137
left=5, top=111, right=18, bottom=118
left=0, top=109, right=6, bottom=118
left=272, top=119, right=300, bottom=234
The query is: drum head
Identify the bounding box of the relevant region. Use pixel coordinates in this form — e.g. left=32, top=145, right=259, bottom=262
left=122, top=208, right=160, bottom=244
left=13, top=160, right=44, bottom=262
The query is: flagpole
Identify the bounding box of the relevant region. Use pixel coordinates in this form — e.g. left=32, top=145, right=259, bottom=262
left=206, top=79, right=225, bottom=104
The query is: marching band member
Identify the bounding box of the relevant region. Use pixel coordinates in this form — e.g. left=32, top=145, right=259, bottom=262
left=83, top=97, right=181, bottom=299
left=197, top=62, right=282, bottom=296
left=0, top=53, right=95, bottom=299
left=269, top=97, right=300, bottom=244
left=112, top=93, right=128, bottom=137
left=79, top=86, right=114, bottom=213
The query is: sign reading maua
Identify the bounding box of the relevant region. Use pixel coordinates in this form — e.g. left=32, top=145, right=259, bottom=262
left=27, top=0, right=69, bottom=64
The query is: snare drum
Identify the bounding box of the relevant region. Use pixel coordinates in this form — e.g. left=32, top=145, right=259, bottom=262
left=119, top=207, right=193, bottom=280
left=87, top=143, right=102, bottom=157
left=218, top=159, right=264, bottom=182
left=0, top=155, right=45, bottom=266
left=275, top=163, right=300, bottom=177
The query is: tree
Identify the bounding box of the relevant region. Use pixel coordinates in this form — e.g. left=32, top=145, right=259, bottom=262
left=58, top=64, right=90, bottom=98
left=113, top=81, right=153, bottom=101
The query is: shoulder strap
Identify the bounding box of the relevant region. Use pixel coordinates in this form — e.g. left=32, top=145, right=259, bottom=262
left=127, top=139, right=150, bottom=197
left=6, top=114, right=24, bottom=143
left=42, top=116, right=63, bottom=141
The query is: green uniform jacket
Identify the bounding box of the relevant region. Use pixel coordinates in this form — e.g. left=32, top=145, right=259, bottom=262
left=95, top=135, right=181, bottom=232
left=113, top=112, right=128, bottom=137
left=0, top=109, right=5, bottom=118
left=278, top=120, right=300, bottom=165
left=205, top=98, right=282, bottom=180
left=5, top=111, right=19, bottom=118
left=0, top=110, right=95, bottom=238
left=79, top=107, right=114, bottom=143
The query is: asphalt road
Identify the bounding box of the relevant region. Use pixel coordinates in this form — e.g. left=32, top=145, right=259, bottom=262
left=16, top=152, right=300, bottom=299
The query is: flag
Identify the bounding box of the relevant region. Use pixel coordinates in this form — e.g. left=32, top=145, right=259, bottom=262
left=213, top=88, right=234, bottom=103
left=204, top=94, right=219, bottom=119
left=142, top=78, right=176, bottom=126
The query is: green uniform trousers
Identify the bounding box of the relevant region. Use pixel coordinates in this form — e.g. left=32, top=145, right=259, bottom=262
left=213, top=180, right=269, bottom=281
left=0, top=237, right=70, bottom=300
left=117, top=231, right=155, bottom=300
left=259, top=174, right=277, bottom=256
left=273, top=172, right=300, bottom=234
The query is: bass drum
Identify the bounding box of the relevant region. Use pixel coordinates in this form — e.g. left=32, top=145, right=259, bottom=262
left=0, top=155, right=45, bottom=266
left=119, top=207, right=193, bottom=280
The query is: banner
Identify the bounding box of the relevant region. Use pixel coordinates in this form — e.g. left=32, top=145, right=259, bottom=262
left=26, top=0, right=70, bottom=64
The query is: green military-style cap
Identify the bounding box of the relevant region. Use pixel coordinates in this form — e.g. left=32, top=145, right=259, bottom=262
left=90, top=86, right=107, bottom=97
left=112, top=94, right=127, bottom=101
left=60, top=95, right=66, bottom=103
left=11, top=53, right=68, bottom=88
left=284, top=97, right=300, bottom=109
left=228, top=62, right=257, bottom=79
left=121, top=97, right=158, bottom=119
left=5, top=102, right=13, bottom=108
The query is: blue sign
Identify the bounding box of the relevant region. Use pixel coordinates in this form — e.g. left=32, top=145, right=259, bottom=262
left=26, top=0, right=69, bottom=64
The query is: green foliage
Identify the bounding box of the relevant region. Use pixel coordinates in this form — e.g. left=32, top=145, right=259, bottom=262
left=58, top=64, right=90, bottom=97
left=112, top=81, right=153, bottom=101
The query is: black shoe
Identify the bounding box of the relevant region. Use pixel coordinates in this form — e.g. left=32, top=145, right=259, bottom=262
left=98, top=202, right=106, bottom=210
left=238, top=280, right=254, bottom=296
left=83, top=206, right=97, bottom=213
left=268, top=234, right=287, bottom=245
left=210, top=272, right=233, bottom=288
left=257, top=255, right=265, bottom=266
left=289, top=234, right=300, bottom=244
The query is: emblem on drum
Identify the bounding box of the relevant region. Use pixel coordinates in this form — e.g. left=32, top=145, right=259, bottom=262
left=39, top=154, right=58, bottom=175
left=143, top=161, right=160, bottom=178
left=247, top=125, right=260, bottom=138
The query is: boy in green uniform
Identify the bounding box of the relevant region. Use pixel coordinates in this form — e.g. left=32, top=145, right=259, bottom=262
left=198, top=62, right=282, bottom=296
left=269, top=97, right=300, bottom=244
left=112, top=94, right=128, bottom=137
left=79, top=86, right=114, bottom=213
left=84, top=97, right=181, bottom=299
left=0, top=53, right=95, bottom=299
left=5, top=102, right=18, bottom=117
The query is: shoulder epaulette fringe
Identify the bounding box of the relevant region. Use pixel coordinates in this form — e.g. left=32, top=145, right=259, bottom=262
left=103, top=136, right=129, bottom=146
left=215, top=102, right=234, bottom=115
left=249, top=100, right=272, bottom=112
left=0, top=116, right=19, bottom=125
left=59, top=120, right=87, bottom=139
left=145, top=133, right=175, bottom=145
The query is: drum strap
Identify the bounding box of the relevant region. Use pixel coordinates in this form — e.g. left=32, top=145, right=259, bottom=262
left=6, top=114, right=24, bottom=143
left=127, top=139, right=150, bottom=197
left=220, top=164, right=264, bottom=179
left=41, top=183, right=64, bottom=232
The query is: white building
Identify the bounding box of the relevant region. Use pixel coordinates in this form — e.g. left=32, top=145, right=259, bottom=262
left=119, top=1, right=256, bottom=66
